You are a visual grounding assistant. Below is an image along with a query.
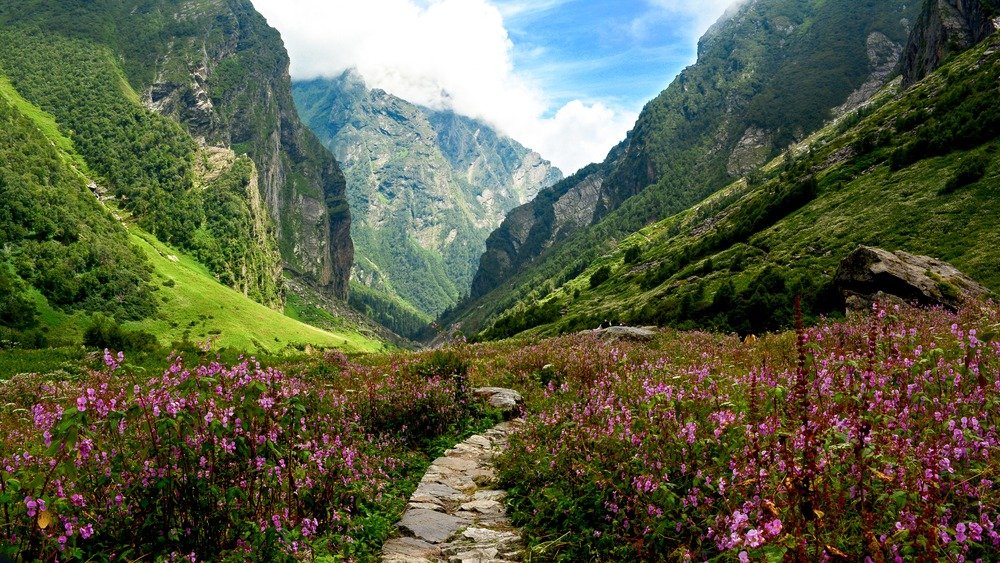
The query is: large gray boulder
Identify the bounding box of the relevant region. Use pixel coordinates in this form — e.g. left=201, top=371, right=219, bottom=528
left=473, top=388, right=524, bottom=418
left=583, top=326, right=659, bottom=342
left=835, top=246, right=991, bottom=312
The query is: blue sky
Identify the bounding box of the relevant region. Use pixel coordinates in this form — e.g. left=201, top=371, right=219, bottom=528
left=496, top=0, right=719, bottom=116
left=253, top=0, right=736, bottom=173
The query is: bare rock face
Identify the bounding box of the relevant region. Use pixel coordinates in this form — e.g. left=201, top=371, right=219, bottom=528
left=292, top=71, right=561, bottom=316
left=902, top=0, right=999, bottom=85
left=834, top=32, right=905, bottom=116
left=835, top=246, right=991, bottom=312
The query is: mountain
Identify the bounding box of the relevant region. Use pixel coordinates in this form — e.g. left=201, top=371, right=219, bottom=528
left=293, top=71, right=561, bottom=320
left=0, top=0, right=353, bottom=301
left=448, top=0, right=922, bottom=336
left=0, top=0, right=380, bottom=351
left=903, top=0, right=1000, bottom=84
left=468, top=4, right=1000, bottom=340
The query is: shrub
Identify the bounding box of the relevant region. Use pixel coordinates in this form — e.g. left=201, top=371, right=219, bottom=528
left=0, top=266, right=38, bottom=330
left=82, top=314, right=158, bottom=353
left=496, top=302, right=1000, bottom=561
left=940, top=154, right=989, bottom=194
left=0, top=349, right=488, bottom=560
left=590, top=265, right=612, bottom=288
left=624, top=246, right=642, bottom=265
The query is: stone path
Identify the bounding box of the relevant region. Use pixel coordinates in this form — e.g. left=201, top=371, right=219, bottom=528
left=382, top=390, right=524, bottom=563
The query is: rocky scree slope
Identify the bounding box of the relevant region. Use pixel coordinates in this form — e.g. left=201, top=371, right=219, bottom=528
left=294, top=71, right=561, bottom=317
left=454, top=0, right=920, bottom=334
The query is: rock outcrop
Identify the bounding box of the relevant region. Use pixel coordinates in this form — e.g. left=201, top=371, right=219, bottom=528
left=835, top=246, right=991, bottom=311
left=902, top=0, right=999, bottom=85
left=472, top=388, right=524, bottom=418
left=584, top=326, right=659, bottom=342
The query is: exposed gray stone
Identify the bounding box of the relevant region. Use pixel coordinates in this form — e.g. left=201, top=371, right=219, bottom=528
left=460, top=500, right=502, bottom=513
left=414, top=482, right=469, bottom=502
left=462, top=527, right=518, bottom=544
left=383, top=419, right=525, bottom=562
left=835, top=246, right=991, bottom=312
left=585, top=325, right=658, bottom=341
left=409, top=502, right=447, bottom=511
left=473, top=388, right=524, bottom=416
left=435, top=456, right=480, bottom=472
left=399, top=509, right=469, bottom=544
left=449, top=547, right=500, bottom=562
left=473, top=490, right=505, bottom=501
left=382, top=537, right=441, bottom=562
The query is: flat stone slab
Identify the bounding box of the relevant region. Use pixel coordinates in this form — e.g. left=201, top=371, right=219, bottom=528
left=414, top=482, right=469, bottom=502
left=460, top=499, right=502, bottom=513
left=449, top=547, right=499, bottom=562
left=473, top=490, right=505, bottom=501
left=435, top=456, right=480, bottom=472
left=383, top=537, right=441, bottom=561
left=399, top=509, right=470, bottom=544
left=462, top=527, right=519, bottom=543
left=383, top=418, right=526, bottom=562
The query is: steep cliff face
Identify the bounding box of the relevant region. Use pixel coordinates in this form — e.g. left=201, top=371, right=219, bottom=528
left=0, top=0, right=354, bottom=300
left=464, top=0, right=919, bottom=305
left=902, top=0, right=999, bottom=84
left=140, top=0, right=354, bottom=298
left=293, top=71, right=561, bottom=315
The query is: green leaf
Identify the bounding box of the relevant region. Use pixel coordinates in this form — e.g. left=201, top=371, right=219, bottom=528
left=764, top=547, right=789, bottom=563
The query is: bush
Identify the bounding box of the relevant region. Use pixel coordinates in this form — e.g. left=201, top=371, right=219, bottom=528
left=624, top=246, right=642, bottom=265
left=590, top=265, right=612, bottom=288
left=940, top=154, right=989, bottom=194
left=497, top=303, right=1000, bottom=561
left=83, top=314, right=158, bottom=353
left=0, top=266, right=38, bottom=329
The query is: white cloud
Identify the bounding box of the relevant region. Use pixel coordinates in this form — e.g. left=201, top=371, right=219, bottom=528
left=251, top=0, right=636, bottom=174
left=647, top=0, right=741, bottom=25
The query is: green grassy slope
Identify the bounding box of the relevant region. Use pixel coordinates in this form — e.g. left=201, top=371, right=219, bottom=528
left=475, top=34, right=1000, bottom=340
left=0, top=64, right=382, bottom=355
left=126, top=229, right=383, bottom=354
left=459, top=0, right=919, bottom=312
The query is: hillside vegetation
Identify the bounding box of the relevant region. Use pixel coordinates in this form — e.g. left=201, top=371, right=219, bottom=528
left=0, top=0, right=355, bottom=299
left=460, top=0, right=919, bottom=319
left=0, top=35, right=379, bottom=355
left=0, top=28, right=284, bottom=308
left=469, top=30, right=1000, bottom=341
left=0, top=74, right=156, bottom=345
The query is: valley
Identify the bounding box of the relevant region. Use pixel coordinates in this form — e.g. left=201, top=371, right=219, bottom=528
left=1, top=0, right=999, bottom=560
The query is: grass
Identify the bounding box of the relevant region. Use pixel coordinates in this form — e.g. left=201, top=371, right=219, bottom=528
left=125, top=228, right=384, bottom=354
left=0, top=346, right=89, bottom=381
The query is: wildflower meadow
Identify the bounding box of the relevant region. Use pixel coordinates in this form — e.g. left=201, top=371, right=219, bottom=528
left=0, top=348, right=493, bottom=561
left=490, top=302, right=1000, bottom=561
left=2, top=301, right=999, bottom=561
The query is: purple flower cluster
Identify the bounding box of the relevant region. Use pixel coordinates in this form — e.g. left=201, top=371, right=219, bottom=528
left=495, top=302, right=1000, bottom=561
left=0, top=347, right=472, bottom=560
